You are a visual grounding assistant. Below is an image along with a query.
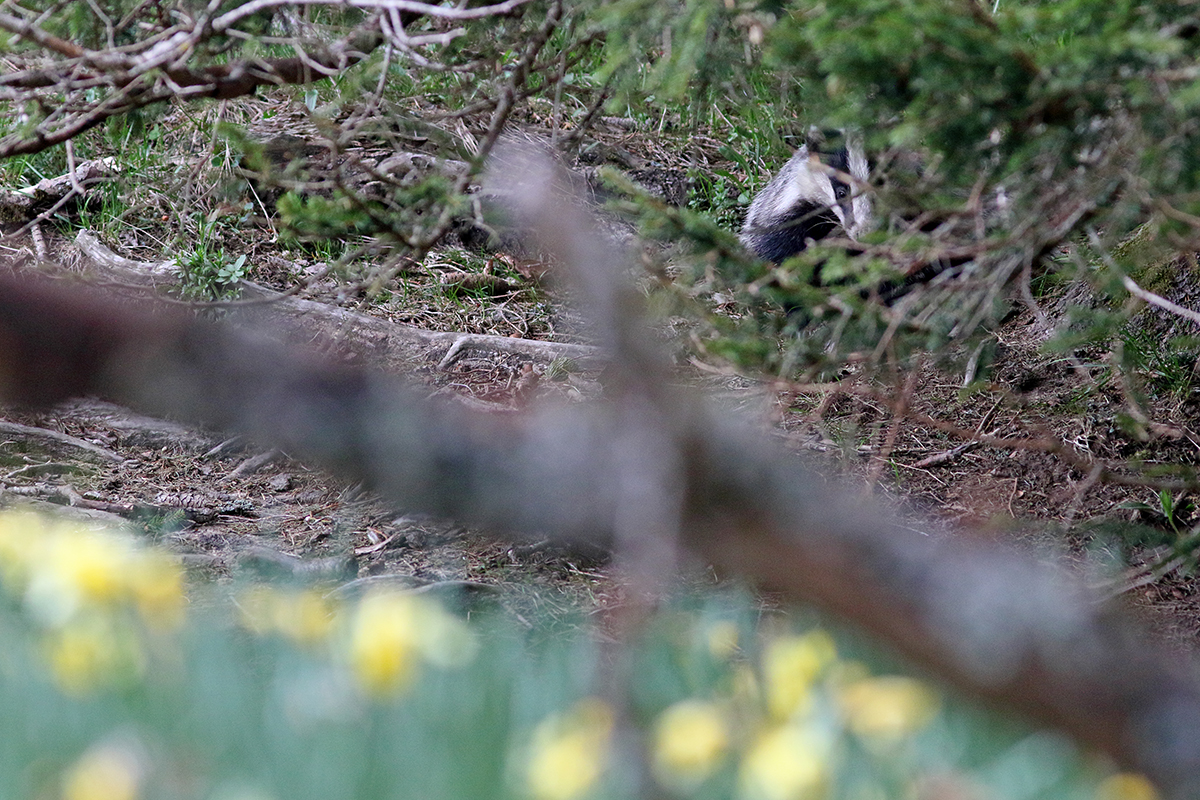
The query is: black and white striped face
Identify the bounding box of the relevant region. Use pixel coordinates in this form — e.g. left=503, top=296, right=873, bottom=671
left=739, top=139, right=872, bottom=264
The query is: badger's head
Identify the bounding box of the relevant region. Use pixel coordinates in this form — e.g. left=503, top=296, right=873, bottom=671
left=739, top=138, right=873, bottom=264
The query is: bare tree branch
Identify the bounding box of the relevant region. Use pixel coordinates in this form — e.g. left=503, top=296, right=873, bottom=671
left=0, top=11, right=86, bottom=58
left=211, top=0, right=532, bottom=31
left=0, top=0, right=535, bottom=159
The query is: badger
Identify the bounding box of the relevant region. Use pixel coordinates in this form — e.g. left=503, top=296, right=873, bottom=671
left=740, top=135, right=873, bottom=264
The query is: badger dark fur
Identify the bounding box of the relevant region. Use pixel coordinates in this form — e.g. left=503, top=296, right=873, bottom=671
left=741, top=137, right=992, bottom=311
left=740, top=137, right=873, bottom=264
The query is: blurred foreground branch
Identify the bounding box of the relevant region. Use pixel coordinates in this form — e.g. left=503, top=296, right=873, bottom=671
left=2, top=153, right=1200, bottom=796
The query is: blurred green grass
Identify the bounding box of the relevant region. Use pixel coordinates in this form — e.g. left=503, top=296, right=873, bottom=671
left=0, top=511, right=1153, bottom=800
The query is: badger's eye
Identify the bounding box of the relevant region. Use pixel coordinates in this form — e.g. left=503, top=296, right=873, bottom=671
left=833, top=184, right=849, bottom=200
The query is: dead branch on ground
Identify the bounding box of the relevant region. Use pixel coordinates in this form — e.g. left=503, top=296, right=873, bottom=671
left=69, top=229, right=605, bottom=371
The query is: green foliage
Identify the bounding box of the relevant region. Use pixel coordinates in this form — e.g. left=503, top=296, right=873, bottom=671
left=583, top=0, right=1200, bottom=386
left=277, top=192, right=375, bottom=240
left=105, top=106, right=171, bottom=159
left=0, top=111, right=67, bottom=186
left=687, top=170, right=745, bottom=231
left=278, top=173, right=465, bottom=244
left=178, top=218, right=250, bottom=300
left=1120, top=327, right=1200, bottom=401
left=594, top=1, right=735, bottom=110
left=770, top=0, right=1199, bottom=178
left=179, top=249, right=248, bottom=300
left=0, top=149, right=63, bottom=188
left=72, top=180, right=133, bottom=238
left=8, top=0, right=1200, bottom=427
left=1119, top=489, right=1192, bottom=537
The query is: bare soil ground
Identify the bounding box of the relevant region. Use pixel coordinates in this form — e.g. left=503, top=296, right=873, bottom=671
left=3, top=95, right=1200, bottom=650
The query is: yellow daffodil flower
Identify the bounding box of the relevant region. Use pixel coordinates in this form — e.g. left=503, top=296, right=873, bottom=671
left=278, top=590, right=336, bottom=645
left=45, top=616, right=144, bottom=695
left=0, top=511, right=186, bottom=631
left=706, top=621, right=740, bottom=660
left=348, top=590, right=422, bottom=695
left=346, top=589, right=474, bottom=696
left=738, top=724, right=829, bottom=800
left=1096, top=773, right=1160, bottom=800
left=61, top=741, right=144, bottom=800
left=25, top=529, right=127, bottom=626
left=0, top=511, right=40, bottom=582
left=837, top=676, right=939, bottom=740
left=763, top=630, right=837, bottom=720
left=126, top=553, right=186, bottom=631
left=237, top=587, right=334, bottom=646
left=526, top=698, right=614, bottom=800
left=652, top=698, right=729, bottom=790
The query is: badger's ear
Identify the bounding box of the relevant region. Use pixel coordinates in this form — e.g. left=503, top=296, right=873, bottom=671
left=789, top=143, right=812, bottom=163
left=804, top=126, right=832, bottom=151
left=844, top=135, right=870, bottom=182
left=805, top=128, right=852, bottom=156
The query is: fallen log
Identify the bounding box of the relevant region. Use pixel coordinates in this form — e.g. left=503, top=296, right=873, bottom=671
left=73, top=229, right=605, bottom=373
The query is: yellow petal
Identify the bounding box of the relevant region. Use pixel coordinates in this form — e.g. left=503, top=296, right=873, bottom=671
left=763, top=631, right=837, bottom=720
left=738, top=724, right=828, bottom=800
left=62, top=742, right=143, bottom=800
left=348, top=591, right=421, bottom=696
left=526, top=698, right=614, bottom=800
left=1095, top=773, right=1159, bottom=800
left=838, top=676, right=939, bottom=740
left=706, top=621, right=740, bottom=660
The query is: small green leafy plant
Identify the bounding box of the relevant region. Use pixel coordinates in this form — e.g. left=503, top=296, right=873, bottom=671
left=179, top=248, right=249, bottom=300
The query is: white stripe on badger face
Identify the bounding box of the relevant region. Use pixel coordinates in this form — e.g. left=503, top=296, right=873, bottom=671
left=841, top=136, right=873, bottom=239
